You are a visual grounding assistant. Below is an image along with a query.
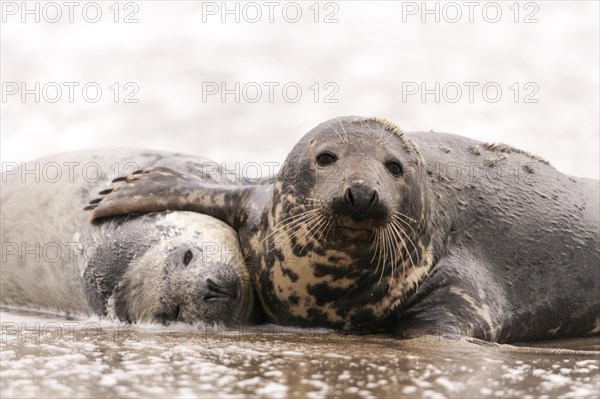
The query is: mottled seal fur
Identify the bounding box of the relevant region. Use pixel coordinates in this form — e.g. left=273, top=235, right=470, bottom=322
left=88, top=117, right=599, bottom=342
left=1, top=149, right=258, bottom=326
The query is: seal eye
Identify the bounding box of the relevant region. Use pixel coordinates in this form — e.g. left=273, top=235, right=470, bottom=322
left=183, top=250, right=193, bottom=266
left=385, top=161, right=403, bottom=177
left=316, top=152, right=337, bottom=166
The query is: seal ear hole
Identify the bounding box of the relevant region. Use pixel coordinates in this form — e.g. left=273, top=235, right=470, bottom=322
left=385, top=160, right=404, bottom=177
left=316, top=152, right=337, bottom=166
left=183, top=250, right=193, bottom=266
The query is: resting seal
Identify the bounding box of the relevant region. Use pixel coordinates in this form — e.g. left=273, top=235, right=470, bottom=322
left=1, top=149, right=258, bottom=326
left=88, top=117, right=599, bottom=342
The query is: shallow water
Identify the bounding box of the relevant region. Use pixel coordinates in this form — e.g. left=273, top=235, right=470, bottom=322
left=1, top=308, right=598, bottom=398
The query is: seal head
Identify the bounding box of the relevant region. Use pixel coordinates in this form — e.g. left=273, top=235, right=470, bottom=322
left=85, top=212, right=257, bottom=326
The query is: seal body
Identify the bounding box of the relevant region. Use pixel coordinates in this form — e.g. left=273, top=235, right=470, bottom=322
left=89, top=118, right=600, bottom=342
left=1, top=149, right=257, bottom=326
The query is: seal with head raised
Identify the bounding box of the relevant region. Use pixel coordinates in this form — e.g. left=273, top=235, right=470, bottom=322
left=88, top=117, right=600, bottom=342
left=1, top=149, right=258, bottom=326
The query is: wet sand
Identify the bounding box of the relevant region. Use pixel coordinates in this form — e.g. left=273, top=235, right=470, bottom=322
left=1, top=308, right=598, bottom=398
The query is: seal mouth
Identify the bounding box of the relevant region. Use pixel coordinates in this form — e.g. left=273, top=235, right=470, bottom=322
left=327, top=224, right=375, bottom=249
left=156, top=303, right=184, bottom=325
left=331, top=212, right=388, bottom=229
left=336, top=225, right=373, bottom=236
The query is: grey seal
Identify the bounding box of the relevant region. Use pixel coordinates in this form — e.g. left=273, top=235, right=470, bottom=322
left=1, top=149, right=258, bottom=326
left=88, top=117, right=599, bottom=342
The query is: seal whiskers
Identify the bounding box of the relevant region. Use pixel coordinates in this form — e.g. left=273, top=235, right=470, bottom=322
left=292, top=213, right=327, bottom=254
left=263, top=207, right=327, bottom=258
left=327, top=123, right=348, bottom=144
left=390, top=215, right=418, bottom=266
left=369, top=214, right=416, bottom=290
left=387, top=218, right=408, bottom=285
left=300, top=216, right=329, bottom=254
left=258, top=208, right=320, bottom=250
left=379, top=225, right=394, bottom=285
left=338, top=120, right=350, bottom=143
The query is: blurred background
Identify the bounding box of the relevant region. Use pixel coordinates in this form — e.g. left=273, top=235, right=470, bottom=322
left=1, top=1, right=599, bottom=179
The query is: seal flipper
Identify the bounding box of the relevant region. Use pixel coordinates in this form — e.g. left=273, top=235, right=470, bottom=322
left=392, top=256, right=509, bottom=342
left=87, top=166, right=255, bottom=228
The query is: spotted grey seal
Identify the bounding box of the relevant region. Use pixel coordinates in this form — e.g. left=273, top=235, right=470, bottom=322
left=1, top=149, right=258, bottom=326
left=88, top=117, right=599, bottom=342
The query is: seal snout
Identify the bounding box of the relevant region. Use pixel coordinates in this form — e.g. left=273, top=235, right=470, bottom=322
left=344, top=184, right=379, bottom=210
left=334, top=183, right=387, bottom=222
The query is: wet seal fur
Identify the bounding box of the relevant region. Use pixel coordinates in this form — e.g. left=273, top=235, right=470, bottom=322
left=1, top=149, right=258, bottom=326
left=88, top=117, right=599, bottom=342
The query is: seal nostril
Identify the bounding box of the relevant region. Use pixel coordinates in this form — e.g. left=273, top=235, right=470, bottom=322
left=369, top=190, right=379, bottom=208
left=345, top=187, right=354, bottom=206
left=204, top=278, right=231, bottom=301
